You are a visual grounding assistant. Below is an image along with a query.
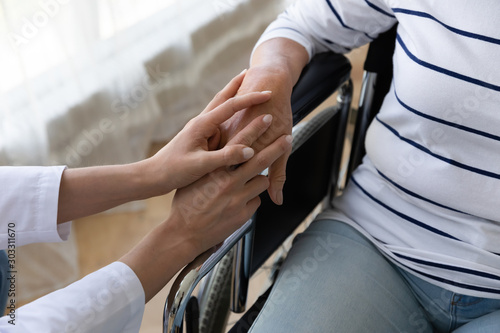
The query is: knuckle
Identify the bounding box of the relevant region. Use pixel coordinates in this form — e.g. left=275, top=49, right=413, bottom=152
left=256, top=154, right=270, bottom=168
left=260, top=175, right=270, bottom=188
left=227, top=197, right=240, bottom=211
left=234, top=133, right=253, bottom=147
left=227, top=96, right=236, bottom=105
left=185, top=118, right=197, bottom=128
left=210, top=170, right=233, bottom=191
left=219, top=179, right=232, bottom=193
left=253, top=137, right=267, bottom=151
left=273, top=174, right=287, bottom=185
left=214, top=91, right=223, bottom=100
left=281, top=138, right=290, bottom=149
left=222, top=146, right=235, bottom=163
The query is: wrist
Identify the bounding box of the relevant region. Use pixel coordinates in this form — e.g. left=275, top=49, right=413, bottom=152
left=131, top=157, right=174, bottom=199
left=250, top=38, right=309, bottom=88
left=165, top=210, right=205, bottom=259
left=236, top=65, right=294, bottom=105
left=158, top=213, right=203, bottom=264
left=119, top=215, right=199, bottom=302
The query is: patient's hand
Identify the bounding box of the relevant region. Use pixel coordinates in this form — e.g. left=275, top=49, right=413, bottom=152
left=219, top=65, right=295, bottom=205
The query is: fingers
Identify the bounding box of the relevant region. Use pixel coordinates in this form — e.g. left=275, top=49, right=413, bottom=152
left=242, top=175, right=270, bottom=200
left=227, top=114, right=273, bottom=147
left=199, top=112, right=274, bottom=170
left=223, top=144, right=256, bottom=166
left=246, top=195, right=262, bottom=213
left=233, top=178, right=268, bottom=226
left=195, top=144, right=253, bottom=175
left=207, top=129, right=221, bottom=151
left=237, top=134, right=293, bottom=182
left=267, top=149, right=291, bottom=205
left=202, top=69, right=247, bottom=114
left=204, top=91, right=272, bottom=127
left=242, top=196, right=262, bottom=221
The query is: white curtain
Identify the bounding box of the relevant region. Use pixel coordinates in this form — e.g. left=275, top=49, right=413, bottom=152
left=0, top=0, right=290, bottom=303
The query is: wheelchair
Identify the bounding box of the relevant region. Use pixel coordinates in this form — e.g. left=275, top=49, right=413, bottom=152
left=163, top=25, right=398, bottom=333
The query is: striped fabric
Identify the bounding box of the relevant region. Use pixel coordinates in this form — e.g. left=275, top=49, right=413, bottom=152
left=255, top=0, right=500, bottom=298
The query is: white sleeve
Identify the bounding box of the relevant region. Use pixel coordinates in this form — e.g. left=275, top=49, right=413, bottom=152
left=0, top=166, right=72, bottom=248
left=0, top=261, right=145, bottom=333
left=254, top=0, right=397, bottom=60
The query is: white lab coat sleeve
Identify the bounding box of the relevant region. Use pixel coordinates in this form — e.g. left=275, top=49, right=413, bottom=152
left=0, top=261, right=145, bottom=333
left=0, top=166, right=71, bottom=248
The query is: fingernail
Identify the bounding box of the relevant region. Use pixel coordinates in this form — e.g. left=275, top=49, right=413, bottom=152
left=276, top=190, right=283, bottom=205
left=240, top=69, right=247, bottom=75
left=263, top=114, right=273, bottom=124
left=242, top=147, right=254, bottom=159
left=285, top=135, right=293, bottom=144
left=261, top=90, right=272, bottom=94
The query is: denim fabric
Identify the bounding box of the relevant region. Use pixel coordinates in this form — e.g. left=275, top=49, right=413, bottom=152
left=398, top=266, right=500, bottom=332
left=248, top=220, right=500, bottom=333
left=0, top=250, right=9, bottom=315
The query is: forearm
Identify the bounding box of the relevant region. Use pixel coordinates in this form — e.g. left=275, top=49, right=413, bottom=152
left=119, top=215, right=196, bottom=302
left=247, top=37, right=309, bottom=93
left=57, top=159, right=164, bottom=224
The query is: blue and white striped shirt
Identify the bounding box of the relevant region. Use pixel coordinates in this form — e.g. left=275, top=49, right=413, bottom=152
left=256, top=0, right=500, bottom=298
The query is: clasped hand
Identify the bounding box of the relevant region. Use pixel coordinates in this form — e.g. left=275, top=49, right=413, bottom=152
left=149, top=70, right=292, bottom=255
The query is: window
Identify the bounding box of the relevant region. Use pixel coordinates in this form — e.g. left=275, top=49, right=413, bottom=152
left=0, top=0, right=185, bottom=94
left=0, top=0, right=286, bottom=167
left=97, top=0, right=178, bottom=40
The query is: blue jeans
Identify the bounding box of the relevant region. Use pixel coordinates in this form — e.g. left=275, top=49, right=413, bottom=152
left=249, top=220, right=500, bottom=332
left=0, top=250, right=9, bottom=315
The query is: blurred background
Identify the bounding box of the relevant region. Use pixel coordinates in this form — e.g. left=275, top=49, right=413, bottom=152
left=0, top=0, right=366, bottom=331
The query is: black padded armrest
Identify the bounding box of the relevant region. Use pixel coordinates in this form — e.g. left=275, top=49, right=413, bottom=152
left=291, top=52, right=351, bottom=125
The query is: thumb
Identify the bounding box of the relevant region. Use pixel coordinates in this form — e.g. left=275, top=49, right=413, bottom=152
left=267, top=149, right=291, bottom=205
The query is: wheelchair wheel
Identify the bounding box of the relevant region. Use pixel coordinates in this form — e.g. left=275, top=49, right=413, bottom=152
left=198, top=248, right=234, bottom=333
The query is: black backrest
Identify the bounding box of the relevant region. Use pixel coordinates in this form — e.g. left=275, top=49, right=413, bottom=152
left=363, top=24, right=397, bottom=113
left=347, top=25, right=397, bottom=176
left=291, top=52, right=351, bottom=125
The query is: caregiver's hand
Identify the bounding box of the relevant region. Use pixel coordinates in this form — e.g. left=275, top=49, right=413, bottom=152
left=143, top=70, right=273, bottom=194
left=57, top=71, right=274, bottom=223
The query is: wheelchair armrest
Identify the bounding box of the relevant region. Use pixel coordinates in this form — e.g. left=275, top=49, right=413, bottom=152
left=164, top=51, right=352, bottom=333
left=164, top=219, right=254, bottom=332
left=291, top=52, right=351, bottom=125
